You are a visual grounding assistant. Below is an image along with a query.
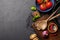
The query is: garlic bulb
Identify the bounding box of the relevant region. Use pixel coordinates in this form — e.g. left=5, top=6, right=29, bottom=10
left=33, top=37, right=39, bottom=40
left=30, top=34, right=37, bottom=39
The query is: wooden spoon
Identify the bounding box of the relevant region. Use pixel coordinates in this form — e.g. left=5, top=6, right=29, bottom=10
left=49, top=14, right=60, bottom=21
left=36, top=7, right=60, bottom=30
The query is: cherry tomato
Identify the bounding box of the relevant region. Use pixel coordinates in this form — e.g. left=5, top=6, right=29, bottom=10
left=44, top=0, right=50, bottom=3
left=46, top=1, right=53, bottom=9
left=40, top=3, right=47, bottom=11
left=37, top=0, right=43, bottom=4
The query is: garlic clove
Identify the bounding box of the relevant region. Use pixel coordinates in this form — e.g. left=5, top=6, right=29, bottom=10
left=33, top=37, right=39, bottom=40
left=30, top=34, right=37, bottom=39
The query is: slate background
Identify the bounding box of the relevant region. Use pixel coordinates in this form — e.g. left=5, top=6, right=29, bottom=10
left=0, top=0, right=35, bottom=40
left=0, top=0, right=60, bottom=40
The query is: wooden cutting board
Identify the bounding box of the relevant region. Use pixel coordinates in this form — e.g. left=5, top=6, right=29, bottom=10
left=32, top=14, right=60, bottom=40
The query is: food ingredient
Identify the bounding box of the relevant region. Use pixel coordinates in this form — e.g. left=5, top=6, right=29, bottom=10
left=31, top=6, right=36, bottom=11
left=40, top=3, right=47, bottom=11
left=37, top=0, right=43, bottom=4
left=30, top=34, right=37, bottom=39
left=44, top=0, right=50, bottom=3
left=34, top=7, right=60, bottom=30
left=48, top=22, right=58, bottom=33
left=32, top=11, right=40, bottom=17
left=32, top=11, right=40, bottom=22
left=33, top=37, right=39, bottom=40
left=46, top=1, right=53, bottom=9
left=42, top=30, right=48, bottom=38
left=32, top=15, right=40, bottom=22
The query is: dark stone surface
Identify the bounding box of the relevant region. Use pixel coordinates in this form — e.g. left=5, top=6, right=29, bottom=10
left=0, top=0, right=60, bottom=40
left=0, top=0, right=35, bottom=40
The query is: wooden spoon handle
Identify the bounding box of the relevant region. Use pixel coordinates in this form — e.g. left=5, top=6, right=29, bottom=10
left=46, top=7, right=60, bottom=21
left=49, top=14, right=60, bottom=21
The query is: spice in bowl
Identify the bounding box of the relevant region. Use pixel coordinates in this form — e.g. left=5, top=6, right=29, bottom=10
left=48, top=22, right=58, bottom=33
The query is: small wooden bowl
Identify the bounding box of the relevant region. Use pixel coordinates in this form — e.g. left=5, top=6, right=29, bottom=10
left=48, top=22, right=58, bottom=33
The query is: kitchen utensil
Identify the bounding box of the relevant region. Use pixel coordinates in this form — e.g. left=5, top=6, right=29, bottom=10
left=52, top=1, right=60, bottom=28
left=49, top=14, right=60, bottom=21
left=36, top=7, right=60, bottom=30
left=52, top=1, right=60, bottom=13
left=48, top=22, right=58, bottom=33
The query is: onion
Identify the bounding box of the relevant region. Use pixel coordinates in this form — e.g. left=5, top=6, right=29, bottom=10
left=42, top=30, right=48, bottom=37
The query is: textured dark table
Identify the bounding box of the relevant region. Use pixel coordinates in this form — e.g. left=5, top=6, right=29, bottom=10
left=0, top=0, right=35, bottom=40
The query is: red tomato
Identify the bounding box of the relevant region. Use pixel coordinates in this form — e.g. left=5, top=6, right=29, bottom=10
left=44, top=0, right=50, bottom=3
left=46, top=1, right=53, bottom=9
left=37, top=0, right=43, bottom=4
left=40, top=3, right=47, bottom=11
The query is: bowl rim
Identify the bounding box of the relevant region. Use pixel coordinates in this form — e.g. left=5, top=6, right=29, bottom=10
left=48, top=22, right=58, bottom=33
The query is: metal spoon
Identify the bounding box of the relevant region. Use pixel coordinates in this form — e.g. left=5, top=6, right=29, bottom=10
left=36, top=7, right=60, bottom=30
